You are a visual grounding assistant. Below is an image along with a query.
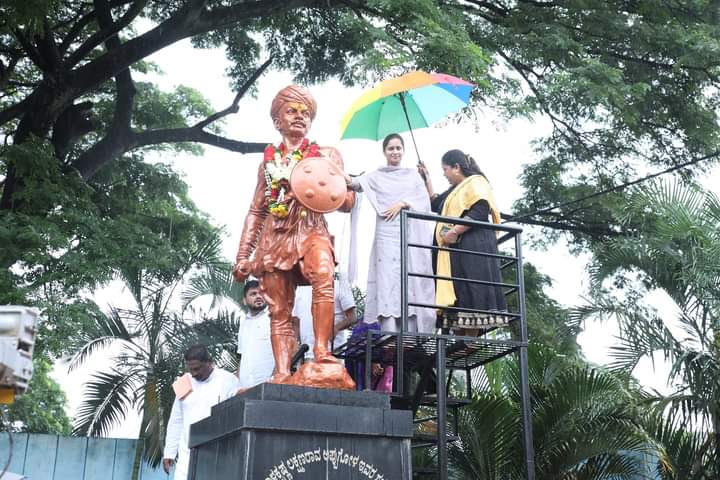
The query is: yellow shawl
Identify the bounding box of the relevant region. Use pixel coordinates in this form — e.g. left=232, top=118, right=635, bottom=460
left=435, top=175, right=500, bottom=307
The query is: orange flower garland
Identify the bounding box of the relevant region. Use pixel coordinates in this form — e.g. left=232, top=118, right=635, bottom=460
left=263, top=139, right=320, bottom=218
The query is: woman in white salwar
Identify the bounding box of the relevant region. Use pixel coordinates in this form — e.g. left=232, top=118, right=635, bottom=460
left=345, top=133, right=436, bottom=333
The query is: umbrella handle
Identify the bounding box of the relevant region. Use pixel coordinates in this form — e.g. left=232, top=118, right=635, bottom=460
left=416, top=160, right=428, bottom=182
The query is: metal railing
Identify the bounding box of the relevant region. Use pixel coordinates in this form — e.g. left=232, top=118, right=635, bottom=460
left=398, top=209, right=535, bottom=480
left=335, top=209, right=535, bottom=480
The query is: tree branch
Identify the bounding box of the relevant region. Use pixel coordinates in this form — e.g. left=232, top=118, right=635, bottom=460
left=11, top=28, right=48, bottom=72
left=72, top=52, right=271, bottom=179
left=496, top=47, right=591, bottom=146
left=72, top=55, right=273, bottom=179
left=0, top=54, right=20, bottom=89
left=463, top=0, right=510, bottom=17
left=193, top=0, right=339, bottom=34
left=94, top=0, right=136, bottom=129
left=131, top=128, right=267, bottom=154
left=69, top=0, right=137, bottom=174
left=58, top=5, right=98, bottom=54
left=501, top=212, right=621, bottom=237
left=73, top=123, right=267, bottom=179
left=0, top=91, right=37, bottom=127
left=193, top=57, right=273, bottom=130
left=66, top=0, right=150, bottom=67
left=67, top=0, right=330, bottom=95
left=517, top=0, right=558, bottom=8
left=35, top=18, right=63, bottom=72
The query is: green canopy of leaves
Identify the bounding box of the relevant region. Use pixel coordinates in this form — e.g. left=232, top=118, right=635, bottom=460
left=2, top=357, right=72, bottom=435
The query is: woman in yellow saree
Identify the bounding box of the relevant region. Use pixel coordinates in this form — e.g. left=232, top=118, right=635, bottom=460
left=422, top=149, right=509, bottom=335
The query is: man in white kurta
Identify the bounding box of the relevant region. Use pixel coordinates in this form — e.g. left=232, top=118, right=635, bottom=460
left=237, top=279, right=275, bottom=388
left=162, top=345, right=239, bottom=480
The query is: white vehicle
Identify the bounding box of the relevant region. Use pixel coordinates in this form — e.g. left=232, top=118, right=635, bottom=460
left=0, top=306, right=37, bottom=401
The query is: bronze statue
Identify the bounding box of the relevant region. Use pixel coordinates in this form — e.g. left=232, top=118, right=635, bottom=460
left=233, top=85, right=355, bottom=389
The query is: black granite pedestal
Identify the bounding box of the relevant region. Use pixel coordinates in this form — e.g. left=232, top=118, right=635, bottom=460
left=188, top=384, right=413, bottom=480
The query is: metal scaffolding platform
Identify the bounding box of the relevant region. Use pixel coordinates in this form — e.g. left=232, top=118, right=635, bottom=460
left=335, top=331, right=524, bottom=372
left=334, top=210, right=535, bottom=480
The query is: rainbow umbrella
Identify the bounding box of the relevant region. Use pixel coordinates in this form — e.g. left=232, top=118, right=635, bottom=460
left=340, top=71, right=474, bottom=144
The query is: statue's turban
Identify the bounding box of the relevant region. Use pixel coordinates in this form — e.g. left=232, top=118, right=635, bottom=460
left=270, top=85, right=317, bottom=121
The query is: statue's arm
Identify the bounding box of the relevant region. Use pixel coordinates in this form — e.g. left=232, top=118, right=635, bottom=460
left=233, top=163, right=268, bottom=281
left=321, top=146, right=355, bottom=212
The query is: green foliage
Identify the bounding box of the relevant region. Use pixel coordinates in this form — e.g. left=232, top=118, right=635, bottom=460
left=69, top=232, right=235, bottom=469
left=132, top=82, right=221, bottom=151
left=2, top=6, right=720, bottom=477
left=512, top=262, right=581, bottom=356
left=3, top=0, right=719, bottom=258
left=0, top=141, right=217, bottom=358
left=641, top=411, right=712, bottom=480
left=2, top=358, right=71, bottom=435
left=487, top=0, right=720, bottom=246
left=0, top=0, right=58, bottom=32
left=182, top=265, right=244, bottom=313
left=580, top=179, right=720, bottom=477
left=453, top=345, right=650, bottom=479
left=351, top=286, right=367, bottom=319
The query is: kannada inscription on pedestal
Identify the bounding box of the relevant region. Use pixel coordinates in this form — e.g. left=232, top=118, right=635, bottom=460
left=188, top=384, right=412, bottom=480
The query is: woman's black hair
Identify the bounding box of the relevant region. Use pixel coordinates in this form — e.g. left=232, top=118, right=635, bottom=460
left=441, top=149, right=486, bottom=179
left=382, top=133, right=405, bottom=151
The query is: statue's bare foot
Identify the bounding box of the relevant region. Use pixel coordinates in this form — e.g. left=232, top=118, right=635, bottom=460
left=316, top=353, right=337, bottom=363
left=269, top=373, right=293, bottom=384
left=313, top=348, right=336, bottom=363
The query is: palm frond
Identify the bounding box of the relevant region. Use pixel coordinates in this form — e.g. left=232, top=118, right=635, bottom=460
left=449, top=392, right=521, bottom=479
left=116, top=267, right=144, bottom=307
left=641, top=410, right=711, bottom=480
left=181, top=267, right=240, bottom=312
left=73, top=366, right=141, bottom=437
left=571, top=453, right=644, bottom=480
left=584, top=178, right=720, bottom=476
left=531, top=363, right=649, bottom=479
left=67, top=306, right=136, bottom=371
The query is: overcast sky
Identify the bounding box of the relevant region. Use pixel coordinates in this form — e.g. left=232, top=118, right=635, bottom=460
left=54, top=35, right=720, bottom=438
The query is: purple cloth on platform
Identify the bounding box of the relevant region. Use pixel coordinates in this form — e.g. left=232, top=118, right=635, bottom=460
left=347, top=321, right=393, bottom=392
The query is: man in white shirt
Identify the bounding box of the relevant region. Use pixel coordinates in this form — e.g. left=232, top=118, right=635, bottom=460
left=292, top=272, right=356, bottom=360
left=162, top=345, right=239, bottom=480
left=236, top=279, right=275, bottom=388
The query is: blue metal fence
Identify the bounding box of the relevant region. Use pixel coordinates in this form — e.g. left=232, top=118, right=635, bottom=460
left=0, top=433, right=171, bottom=480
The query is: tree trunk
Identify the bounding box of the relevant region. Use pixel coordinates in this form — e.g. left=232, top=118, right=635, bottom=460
left=0, top=83, right=70, bottom=210
left=131, top=402, right=153, bottom=480
left=131, top=436, right=145, bottom=480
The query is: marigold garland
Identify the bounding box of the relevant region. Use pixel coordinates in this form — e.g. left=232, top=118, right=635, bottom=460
left=263, top=139, right=320, bottom=218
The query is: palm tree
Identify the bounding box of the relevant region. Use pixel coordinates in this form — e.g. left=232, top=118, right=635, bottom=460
left=580, top=179, right=720, bottom=478
left=450, top=345, right=651, bottom=479
left=641, top=410, right=710, bottom=480
left=180, top=259, right=245, bottom=312
left=68, top=233, right=231, bottom=478
left=179, top=259, right=247, bottom=374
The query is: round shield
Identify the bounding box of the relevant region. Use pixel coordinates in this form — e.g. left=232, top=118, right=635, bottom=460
left=290, top=157, right=347, bottom=213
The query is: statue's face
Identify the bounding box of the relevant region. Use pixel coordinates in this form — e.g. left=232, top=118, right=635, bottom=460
left=274, top=102, right=312, bottom=137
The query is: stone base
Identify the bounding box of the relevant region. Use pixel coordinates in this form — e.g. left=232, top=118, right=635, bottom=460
left=188, top=383, right=412, bottom=480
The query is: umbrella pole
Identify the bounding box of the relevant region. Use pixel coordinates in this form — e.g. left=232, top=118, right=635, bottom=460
left=398, top=93, right=423, bottom=165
